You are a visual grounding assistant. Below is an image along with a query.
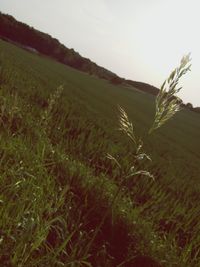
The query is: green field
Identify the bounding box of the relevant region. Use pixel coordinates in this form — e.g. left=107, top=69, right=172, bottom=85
left=0, top=39, right=200, bottom=266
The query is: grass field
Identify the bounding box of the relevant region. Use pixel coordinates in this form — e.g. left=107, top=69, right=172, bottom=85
left=0, top=39, right=200, bottom=266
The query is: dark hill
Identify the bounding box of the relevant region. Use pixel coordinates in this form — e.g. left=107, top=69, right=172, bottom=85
left=0, top=11, right=199, bottom=113
left=0, top=12, right=118, bottom=80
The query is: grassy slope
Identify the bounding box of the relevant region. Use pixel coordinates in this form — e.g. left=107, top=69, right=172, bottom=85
left=2, top=39, right=199, bottom=180
left=0, top=39, right=200, bottom=266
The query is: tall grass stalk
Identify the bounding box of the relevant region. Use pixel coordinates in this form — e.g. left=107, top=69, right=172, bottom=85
left=85, top=54, right=191, bottom=262
left=84, top=106, right=154, bottom=257
left=41, top=85, right=64, bottom=133
left=149, top=54, right=191, bottom=133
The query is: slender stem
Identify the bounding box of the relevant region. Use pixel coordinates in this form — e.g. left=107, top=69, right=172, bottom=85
left=84, top=178, right=125, bottom=256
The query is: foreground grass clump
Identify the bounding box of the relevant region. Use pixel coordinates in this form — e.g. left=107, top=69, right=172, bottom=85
left=0, top=39, right=200, bottom=266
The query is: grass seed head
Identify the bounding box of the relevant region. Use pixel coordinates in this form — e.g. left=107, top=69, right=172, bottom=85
left=149, top=54, right=191, bottom=133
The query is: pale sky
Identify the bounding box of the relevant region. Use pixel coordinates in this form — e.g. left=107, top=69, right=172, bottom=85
left=1, top=0, right=200, bottom=106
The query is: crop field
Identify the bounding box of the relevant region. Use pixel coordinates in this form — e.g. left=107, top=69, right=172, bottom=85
left=0, top=39, right=200, bottom=266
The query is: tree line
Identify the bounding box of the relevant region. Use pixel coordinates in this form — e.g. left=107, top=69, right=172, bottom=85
left=0, top=12, right=199, bottom=113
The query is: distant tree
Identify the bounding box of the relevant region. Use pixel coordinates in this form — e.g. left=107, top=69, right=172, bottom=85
left=186, top=102, right=193, bottom=110
left=110, top=76, right=124, bottom=85
left=193, top=107, right=200, bottom=113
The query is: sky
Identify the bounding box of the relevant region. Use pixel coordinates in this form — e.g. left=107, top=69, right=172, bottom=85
left=1, top=0, right=200, bottom=106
